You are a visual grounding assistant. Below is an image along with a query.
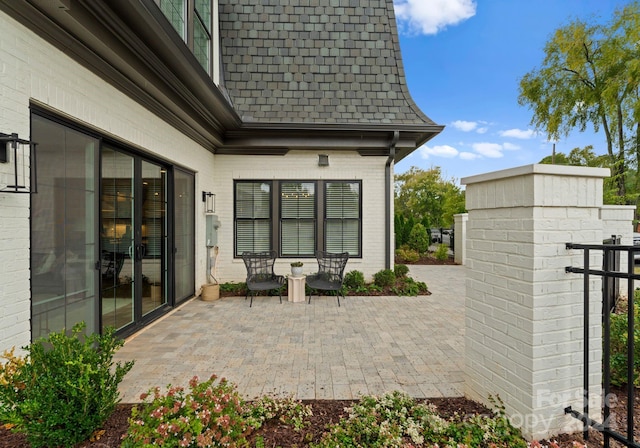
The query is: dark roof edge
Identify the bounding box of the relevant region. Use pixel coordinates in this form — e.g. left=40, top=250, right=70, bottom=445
left=238, top=121, right=445, bottom=134
left=385, top=0, right=440, bottom=128
left=221, top=123, right=445, bottom=162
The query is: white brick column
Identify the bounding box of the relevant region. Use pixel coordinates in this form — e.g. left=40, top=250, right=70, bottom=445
left=599, top=205, right=635, bottom=287
left=454, top=213, right=467, bottom=265
left=461, top=164, right=609, bottom=440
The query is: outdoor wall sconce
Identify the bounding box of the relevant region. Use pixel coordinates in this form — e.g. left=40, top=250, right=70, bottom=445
left=202, top=191, right=216, bottom=213
left=0, top=132, right=37, bottom=194
left=318, top=154, right=329, bottom=167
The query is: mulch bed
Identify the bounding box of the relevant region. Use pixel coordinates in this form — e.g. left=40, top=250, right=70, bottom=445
left=4, top=391, right=638, bottom=447
left=395, top=254, right=458, bottom=265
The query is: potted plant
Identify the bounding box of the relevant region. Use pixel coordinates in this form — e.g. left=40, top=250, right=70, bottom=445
left=290, top=261, right=304, bottom=277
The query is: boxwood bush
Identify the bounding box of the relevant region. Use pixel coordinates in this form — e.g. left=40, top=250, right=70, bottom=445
left=0, top=322, right=134, bottom=448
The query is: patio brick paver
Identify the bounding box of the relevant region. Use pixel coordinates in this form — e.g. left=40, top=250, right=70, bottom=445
left=113, top=265, right=465, bottom=402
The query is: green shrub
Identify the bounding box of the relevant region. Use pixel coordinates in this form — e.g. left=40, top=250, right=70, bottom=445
left=124, top=375, right=248, bottom=448
left=219, top=281, right=247, bottom=296
left=0, top=322, right=134, bottom=448
left=373, top=269, right=396, bottom=288
left=394, top=263, right=409, bottom=278
left=311, top=392, right=527, bottom=448
left=434, top=243, right=449, bottom=261
left=395, top=247, right=420, bottom=263
left=244, top=394, right=312, bottom=432
left=392, top=277, right=428, bottom=296
left=343, top=270, right=366, bottom=290
left=394, top=213, right=415, bottom=249
left=408, top=223, right=430, bottom=253
left=610, top=291, right=640, bottom=387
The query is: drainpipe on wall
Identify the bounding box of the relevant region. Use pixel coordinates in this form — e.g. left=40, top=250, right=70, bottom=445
left=385, top=131, right=399, bottom=270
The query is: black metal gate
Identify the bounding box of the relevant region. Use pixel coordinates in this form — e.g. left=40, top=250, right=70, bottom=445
left=565, top=237, right=639, bottom=447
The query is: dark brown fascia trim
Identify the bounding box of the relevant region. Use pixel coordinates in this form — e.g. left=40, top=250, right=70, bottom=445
left=0, top=0, right=240, bottom=151
left=220, top=124, right=444, bottom=162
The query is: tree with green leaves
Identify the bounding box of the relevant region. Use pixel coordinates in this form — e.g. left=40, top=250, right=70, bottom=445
left=519, top=2, right=640, bottom=199
left=394, top=166, right=465, bottom=229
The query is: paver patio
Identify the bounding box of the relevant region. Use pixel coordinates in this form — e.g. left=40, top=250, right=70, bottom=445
left=114, top=265, right=465, bottom=402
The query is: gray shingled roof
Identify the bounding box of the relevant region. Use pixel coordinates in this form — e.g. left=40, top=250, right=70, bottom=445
left=218, top=0, right=438, bottom=127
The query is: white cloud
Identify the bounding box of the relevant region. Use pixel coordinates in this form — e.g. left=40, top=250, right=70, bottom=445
left=499, top=128, right=536, bottom=139
left=459, top=152, right=479, bottom=160
left=451, top=120, right=490, bottom=134
left=472, top=142, right=504, bottom=158
left=451, top=120, right=478, bottom=132
left=503, top=142, right=521, bottom=150
left=394, top=0, right=476, bottom=35
left=419, top=144, right=459, bottom=159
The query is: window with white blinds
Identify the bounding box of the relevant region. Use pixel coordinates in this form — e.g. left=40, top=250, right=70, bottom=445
left=234, top=180, right=362, bottom=258
left=325, top=182, right=361, bottom=256
left=235, top=182, right=271, bottom=256
left=280, top=182, right=316, bottom=256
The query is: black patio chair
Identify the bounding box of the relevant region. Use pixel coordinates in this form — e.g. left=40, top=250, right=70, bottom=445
left=307, top=251, right=349, bottom=306
left=101, top=250, right=125, bottom=285
left=241, top=250, right=286, bottom=307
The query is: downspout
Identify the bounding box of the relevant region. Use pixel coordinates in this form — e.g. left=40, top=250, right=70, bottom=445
left=385, top=131, right=399, bottom=270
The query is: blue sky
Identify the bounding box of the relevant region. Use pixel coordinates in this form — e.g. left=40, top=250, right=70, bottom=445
left=393, top=0, right=631, bottom=182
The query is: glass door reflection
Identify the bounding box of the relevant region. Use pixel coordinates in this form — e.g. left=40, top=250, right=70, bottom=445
left=141, top=161, right=167, bottom=315
left=101, top=149, right=134, bottom=330
left=101, top=152, right=167, bottom=332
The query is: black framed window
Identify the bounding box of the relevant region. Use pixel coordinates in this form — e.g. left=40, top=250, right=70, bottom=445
left=325, top=181, right=361, bottom=256
left=193, top=0, right=212, bottom=74
left=234, top=180, right=362, bottom=258
left=157, top=0, right=212, bottom=74
left=280, top=182, right=316, bottom=256
left=235, top=181, right=272, bottom=256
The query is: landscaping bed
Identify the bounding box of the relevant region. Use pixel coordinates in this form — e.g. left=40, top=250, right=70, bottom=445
left=2, top=392, right=628, bottom=447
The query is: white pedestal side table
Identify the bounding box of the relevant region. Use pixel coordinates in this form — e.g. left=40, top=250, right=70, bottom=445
left=287, top=275, right=306, bottom=303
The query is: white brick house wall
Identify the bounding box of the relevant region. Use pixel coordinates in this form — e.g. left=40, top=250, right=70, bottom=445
left=213, top=151, right=389, bottom=282
left=0, top=11, right=395, bottom=352
left=0, top=11, right=216, bottom=353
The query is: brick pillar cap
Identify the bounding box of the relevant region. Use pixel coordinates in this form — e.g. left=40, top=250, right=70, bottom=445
left=461, top=163, right=610, bottom=186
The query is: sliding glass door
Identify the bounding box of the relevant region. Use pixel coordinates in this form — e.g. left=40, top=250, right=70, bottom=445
left=31, top=111, right=195, bottom=340
left=31, top=115, right=99, bottom=338
left=100, top=148, right=168, bottom=333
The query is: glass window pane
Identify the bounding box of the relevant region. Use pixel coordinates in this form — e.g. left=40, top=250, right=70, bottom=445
left=195, top=0, right=211, bottom=30
left=235, top=181, right=272, bottom=256
left=281, top=220, right=315, bottom=256
left=194, top=18, right=211, bottom=74
left=159, top=0, right=186, bottom=39
left=280, top=182, right=316, bottom=256
left=236, top=220, right=271, bottom=254
left=326, top=182, right=360, bottom=218
left=31, top=114, right=99, bottom=339
left=325, top=182, right=361, bottom=257
left=236, top=182, right=270, bottom=218
left=174, top=169, right=195, bottom=302
left=281, top=182, right=315, bottom=218
left=326, top=220, right=360, bottom=254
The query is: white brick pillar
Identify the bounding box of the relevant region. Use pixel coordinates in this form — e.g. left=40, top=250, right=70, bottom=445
left=599, top=205, right=635, bottom=281
left=461, top=164, right=609, bottom=440
left=454, top=213, right=467, bottom=265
